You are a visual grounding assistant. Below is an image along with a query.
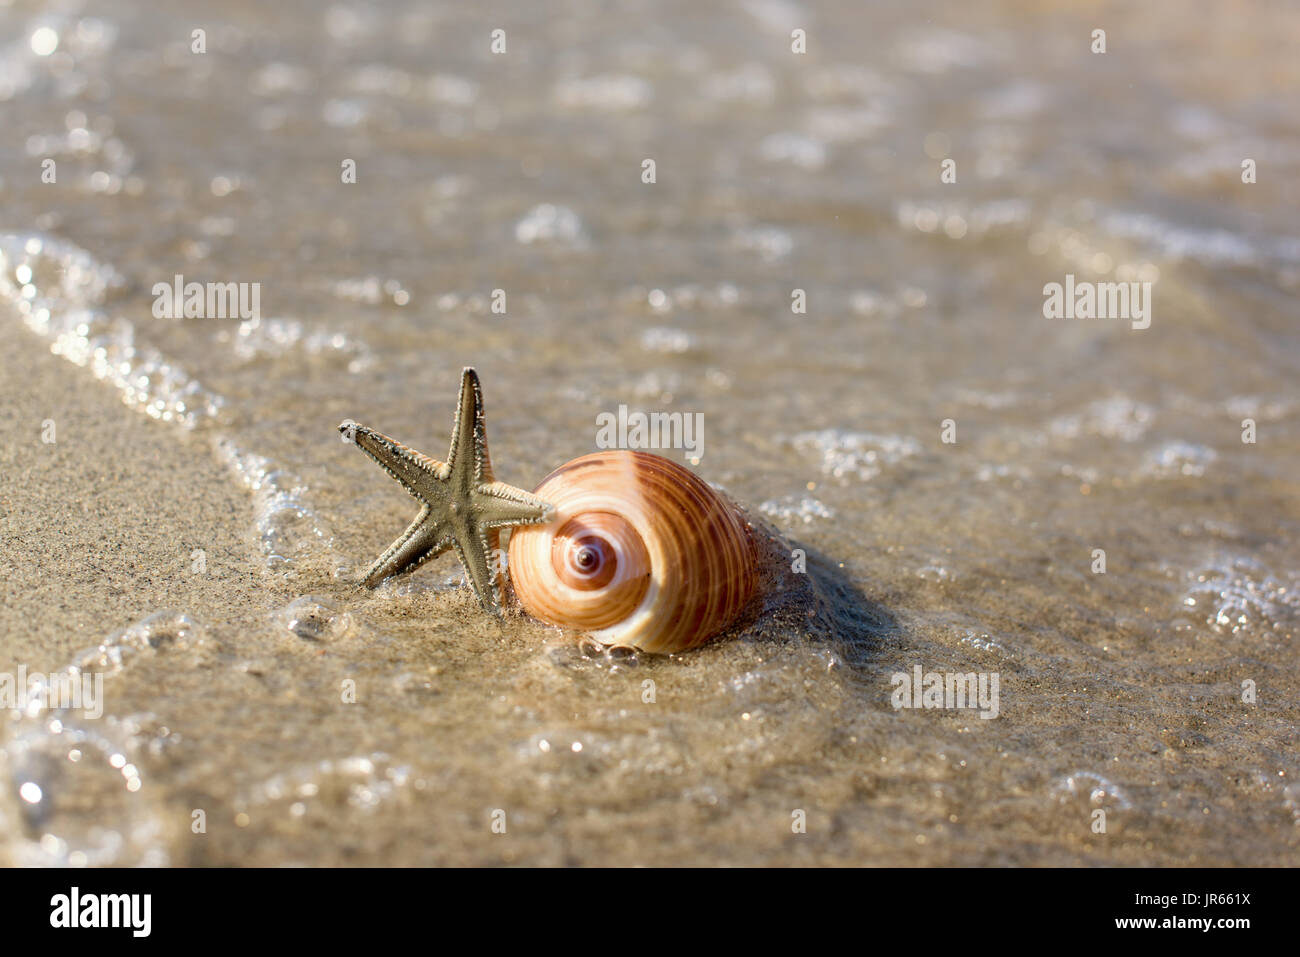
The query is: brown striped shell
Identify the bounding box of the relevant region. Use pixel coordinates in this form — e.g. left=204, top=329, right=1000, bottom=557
left=507, top=451, right=759, bottom=654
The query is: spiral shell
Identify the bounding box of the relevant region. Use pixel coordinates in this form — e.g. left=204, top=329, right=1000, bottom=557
left=507, top=451, right=759, bottom=653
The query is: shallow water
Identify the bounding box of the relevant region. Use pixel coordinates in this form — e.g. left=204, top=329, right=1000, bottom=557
left=1, top=0, right=1298, bottom=865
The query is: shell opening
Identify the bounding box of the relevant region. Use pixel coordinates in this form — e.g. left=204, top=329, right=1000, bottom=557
left=531, top=511, right=651, bottom=631
left=557, top=529, right=617, bottom=589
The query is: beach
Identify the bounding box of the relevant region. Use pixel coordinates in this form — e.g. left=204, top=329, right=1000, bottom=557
left=1, top=0, right=1298, bottom=866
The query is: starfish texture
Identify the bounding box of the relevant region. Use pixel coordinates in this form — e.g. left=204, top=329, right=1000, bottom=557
left=339, top=367, right=554, bottom=612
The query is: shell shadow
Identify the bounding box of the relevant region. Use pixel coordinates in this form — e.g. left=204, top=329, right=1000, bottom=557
left=746, top=523, right=901, bottom=672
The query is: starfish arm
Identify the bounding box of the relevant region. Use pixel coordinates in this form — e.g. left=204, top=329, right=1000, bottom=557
left=340, top=421, right=448, bottom=505
left=446, top=368, right=493, bottom=485
left=452, top=524, right=504, bottom=612
left=362, top=509, right=453, bottom=586
left=472, top=481, right=555, bottom=528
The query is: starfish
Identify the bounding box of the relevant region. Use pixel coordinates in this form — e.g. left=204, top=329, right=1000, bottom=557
left=338, top=367, right=553, bottom=612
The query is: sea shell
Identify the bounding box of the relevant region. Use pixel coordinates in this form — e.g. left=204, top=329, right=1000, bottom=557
left=507, top=451, right=759, bottom=653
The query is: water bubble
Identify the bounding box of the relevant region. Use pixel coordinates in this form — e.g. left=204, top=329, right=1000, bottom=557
left=74, top=610, right=205, bottom=674
left=31, top=28, right=59, bottom=57
left=514, top=204, right=586, bottom=246
left=278, top=596, right=354, bottom=642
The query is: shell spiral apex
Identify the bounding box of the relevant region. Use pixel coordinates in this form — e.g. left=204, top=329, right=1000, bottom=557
left=507, top=450, right=759, bottom=654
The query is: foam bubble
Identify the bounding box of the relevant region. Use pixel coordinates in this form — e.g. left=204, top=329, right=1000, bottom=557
left=0, top=233, right=225, bottom=428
